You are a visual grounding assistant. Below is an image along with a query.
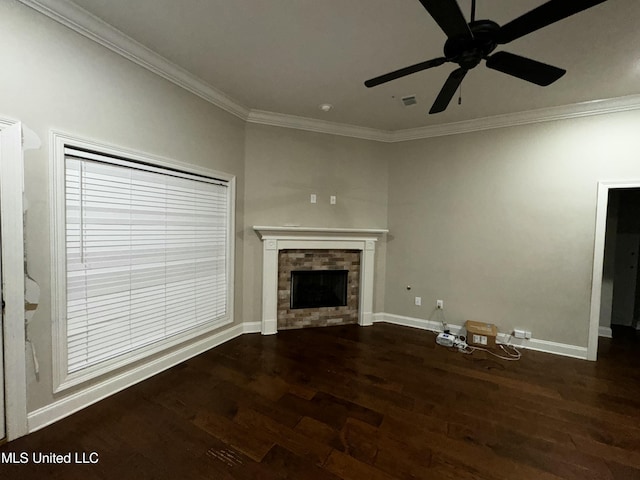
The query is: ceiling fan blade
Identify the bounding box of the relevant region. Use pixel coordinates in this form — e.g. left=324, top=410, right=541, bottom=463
left=497, top=0, right=607, bottom=44
left=429, top=68, right=467, bottom=114
left=486, top=51, right=565, bottom=86
left=417, top=0, right=473, bottom=40
left=365, top=57, right=447, bottom=88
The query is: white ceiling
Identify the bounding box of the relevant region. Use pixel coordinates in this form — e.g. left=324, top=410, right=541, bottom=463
left=67, top=0, right=640, bottom=131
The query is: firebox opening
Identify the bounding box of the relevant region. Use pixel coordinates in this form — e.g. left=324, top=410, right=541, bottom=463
left=290, top=270, right=348, bottom=309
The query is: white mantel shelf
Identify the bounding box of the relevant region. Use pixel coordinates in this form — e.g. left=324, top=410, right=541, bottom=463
left=253, top=226, right=387, bottom=335
left=253, top=226, right=389, bottom=238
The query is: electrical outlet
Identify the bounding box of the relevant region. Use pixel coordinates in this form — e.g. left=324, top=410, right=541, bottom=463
left=310, top=194, right=317, bottom=204
left=330, top=195, right=336, bottom=205
left=436, top=299, right=444, bottom=309
left=415, top=296, right=422, bottom=306
left=514, top=329, right=532, bottom=339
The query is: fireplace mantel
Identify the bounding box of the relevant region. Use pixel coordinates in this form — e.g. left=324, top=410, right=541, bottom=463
left=253, top=225, right=389, bottom=238
left=253, top=226, right=388, bottom=335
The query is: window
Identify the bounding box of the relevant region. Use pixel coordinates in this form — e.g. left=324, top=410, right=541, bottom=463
left=52, top=134, right=234, bottom=390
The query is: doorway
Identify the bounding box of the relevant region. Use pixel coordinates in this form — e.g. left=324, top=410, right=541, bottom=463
left=604, top=190, right=640, bottom=336
left=589, top=181, right=640, bottom=360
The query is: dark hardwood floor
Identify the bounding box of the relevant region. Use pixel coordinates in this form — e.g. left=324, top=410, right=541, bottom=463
left=2, top=322, right=640, bottom=479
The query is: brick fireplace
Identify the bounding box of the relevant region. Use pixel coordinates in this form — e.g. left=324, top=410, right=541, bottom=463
left=253, top=226, right=388, bottom=335
left=278, top=249, right=360, bottom=330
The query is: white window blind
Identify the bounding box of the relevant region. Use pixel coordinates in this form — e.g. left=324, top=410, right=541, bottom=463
left=64, top=147, right=229, bottom=374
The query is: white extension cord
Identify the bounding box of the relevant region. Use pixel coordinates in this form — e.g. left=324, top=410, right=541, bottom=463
left=436, top=331, right=521, bottom=361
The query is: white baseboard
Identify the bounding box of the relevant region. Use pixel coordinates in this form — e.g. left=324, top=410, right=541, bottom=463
left=242, top=321, right=262, bottom=334
left=375, top=312, right=588, bottom=360
left=598, top=326, right=613, bottom=338
left=27, top=322, right=246, bottom=434
left=497, top=334, right=588, bottom=359
left=372, top=312, right=452, bottom=333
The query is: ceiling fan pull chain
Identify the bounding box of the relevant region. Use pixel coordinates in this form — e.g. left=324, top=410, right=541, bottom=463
left=458, top=82, right=462, bottom=105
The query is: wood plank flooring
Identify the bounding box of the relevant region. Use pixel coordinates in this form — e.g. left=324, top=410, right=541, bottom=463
left=1, top=322, right=640, bottom=479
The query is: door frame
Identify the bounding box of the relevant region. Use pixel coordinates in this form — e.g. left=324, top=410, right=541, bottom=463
left=0, top=119, right=28, bottom=440
left=588, top=180, right=640, bottom=360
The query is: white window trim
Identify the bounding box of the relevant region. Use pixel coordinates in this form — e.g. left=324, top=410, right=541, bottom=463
left=50, top=131, right=235, bottom=392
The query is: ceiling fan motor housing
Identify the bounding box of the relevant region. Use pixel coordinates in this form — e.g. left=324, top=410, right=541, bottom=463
left=443, top=20, right=499, bottom=69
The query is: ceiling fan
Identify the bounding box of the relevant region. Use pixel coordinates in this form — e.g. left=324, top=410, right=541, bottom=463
left=364, top=0, right=607, bottom=114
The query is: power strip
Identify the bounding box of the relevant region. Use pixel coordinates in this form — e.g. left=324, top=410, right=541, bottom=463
left=436, top=332, right=468, bottom=350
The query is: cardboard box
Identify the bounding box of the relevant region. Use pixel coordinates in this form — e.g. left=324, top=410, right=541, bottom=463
left=465, top=320, right=498, bottom=349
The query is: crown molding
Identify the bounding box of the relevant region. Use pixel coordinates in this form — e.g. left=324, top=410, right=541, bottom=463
left=18, top=1, right=640, bottom=144
left=19, top=0, right=250, bottom=120
left=246, top=110, right=393, bottom=142
left=391, top=94, right=640, bottom=142
left=249, top=94, right=640, bottom=142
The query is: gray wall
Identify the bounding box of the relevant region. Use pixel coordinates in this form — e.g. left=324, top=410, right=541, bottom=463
left=0, top=1, right=246, bottom=412
left=242, top=123, right=390, bottom=324
left=386, top=111, right=640, bottom=346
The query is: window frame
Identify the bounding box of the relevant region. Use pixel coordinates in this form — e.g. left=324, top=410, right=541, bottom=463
left=51, top=131, right=235, bottom=392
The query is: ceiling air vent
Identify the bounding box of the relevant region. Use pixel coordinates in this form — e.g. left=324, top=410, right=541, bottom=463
left=401, top=95, right=417, bottom=106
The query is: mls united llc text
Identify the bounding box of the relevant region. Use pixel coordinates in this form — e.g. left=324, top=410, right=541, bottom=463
left=1, top=451, right=99, bottom=464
